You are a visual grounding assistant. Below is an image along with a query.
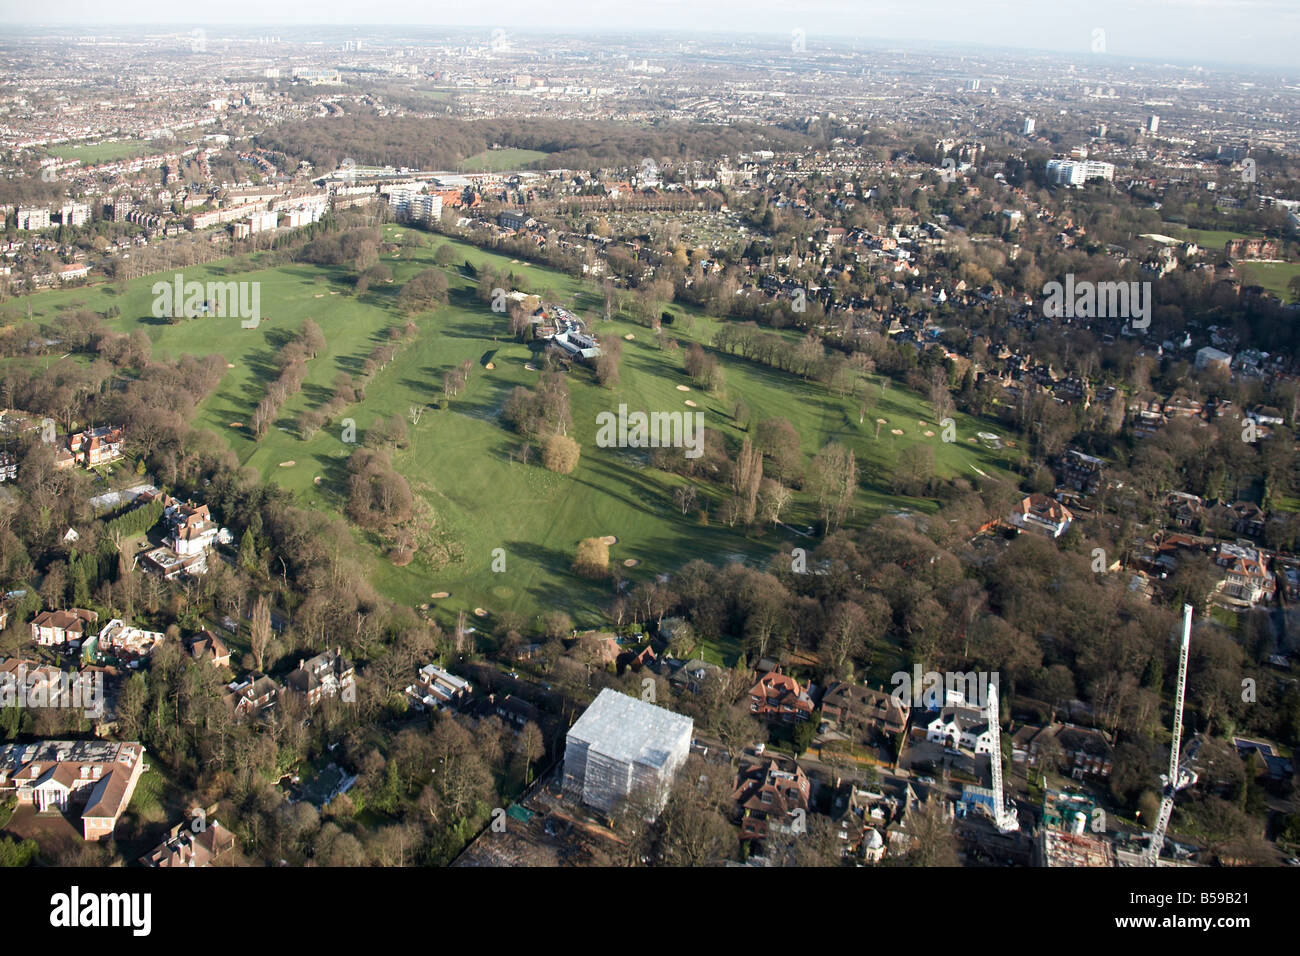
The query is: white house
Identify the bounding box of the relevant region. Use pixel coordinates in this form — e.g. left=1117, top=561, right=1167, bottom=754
left=1009, top=493, right=1074, bottom=538
left=925, top=705, right=994, bottom=754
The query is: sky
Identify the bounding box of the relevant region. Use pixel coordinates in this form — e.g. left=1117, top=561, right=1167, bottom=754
left=0, top=0, right=1297, bottom=71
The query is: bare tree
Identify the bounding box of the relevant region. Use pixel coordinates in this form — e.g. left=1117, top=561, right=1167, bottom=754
left=250, top=595, right=272, bottom=673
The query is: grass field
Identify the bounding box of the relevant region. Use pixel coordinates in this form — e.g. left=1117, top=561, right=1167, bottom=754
left=457, top=148, right=550, bottom=172
left=1165, top=225, right=1260, bottom=250
left=1237, top=260, right=1300, bottom=302
left=10, top=228, right=1019, bottom=629
left=44, top=140, right=152, bottom=164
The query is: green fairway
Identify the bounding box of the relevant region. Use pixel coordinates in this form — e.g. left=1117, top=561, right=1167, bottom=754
left=457, top=148, right=550, bottom=172
left=9, top=227, right=1019, bottom=628
left=44, top=139, right=152, bottom=164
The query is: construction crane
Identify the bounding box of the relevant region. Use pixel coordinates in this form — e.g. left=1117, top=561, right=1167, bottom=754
left=986, top=681, right=1019, bottom=833
left=1144, top=603, right=1197, bottom=866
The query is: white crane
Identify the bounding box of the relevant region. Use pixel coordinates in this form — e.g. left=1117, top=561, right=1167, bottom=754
left=986, top=681, right=1019, bottom=833
left=1144, top=603, right=1197, bottom=866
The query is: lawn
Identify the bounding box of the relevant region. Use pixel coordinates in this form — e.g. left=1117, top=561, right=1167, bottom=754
left=1236, top=261, right=1300, bottom=303
left=1165, top=225, right=1260, bottom=250
left=44, top=139, right=152, bottom=164
left=457, top=148, right=550, bottom=172
left=9, top=228, right=1020, bottom=629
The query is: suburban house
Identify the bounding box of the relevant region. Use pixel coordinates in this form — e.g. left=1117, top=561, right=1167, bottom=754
left=185, top=629, right=231, bottom=668
left=284, top=648, right=355, bottom=707
left=93, top=619, right=165, bottom=661
left=31, top=608, right=99, bottom=648
left=405, top=663, right=472, bottom=711
left=0, top=739, right=145, bottom=840
left=1055, top=449, right=1104, bottom=494
left=224, top=674, right=280, bottom=719
left=924, top=704, right=994, bottom=754
left=471, top=692, right=540, bottom=730
left=1011, top=723, right=1115, bottom=779
left=732, top=757, right=811, bottom=843
left=667, top=658, right=722, bottom=694
left=1008, top=493, right=1075, bottom=538
left=54, top=426, right=125, bottom=469
left=141, top=495, right=222, bottom=578
left=1214, top=543, right=1275, bottom=607
left=139, top=817, right=238, bottom=867
left=748, top=669, right=815, bottom=722
left=832, top=781, right=900, bottom=863
left=820, top=681, right=911, bottom=741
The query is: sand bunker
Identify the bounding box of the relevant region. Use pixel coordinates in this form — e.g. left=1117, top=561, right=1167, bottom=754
left=600, top=535, right=618, bottom=545
left=524, top=363, right=538, bottom=371
left=431, top=591, right=450, bottom=599
left=924, top=430, right=936, bottom=437
left=279, top=460, right=296, bottom=467
left=313, top=476, right=322, bottom=485
left=684, top=400, right=697, bottom=407
left=226, top=363, right=236, bottom=368
left=485, top=362, right=496, bottom=370
left=473, top=607, right=488, bottom=618
left=676, top=385, right=690, bottom=391
left=624, top=333, right=635, bottom=341
left=876, top=418, right=888, bottom=424
left=314, top=293, right=325, bottom=298
left=890, top=429, right=904, bottom=436
left=623, top=559, right=639, bottom=568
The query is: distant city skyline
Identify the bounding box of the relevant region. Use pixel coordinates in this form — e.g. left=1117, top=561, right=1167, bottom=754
left=0, top=0, right=1296, bottom=72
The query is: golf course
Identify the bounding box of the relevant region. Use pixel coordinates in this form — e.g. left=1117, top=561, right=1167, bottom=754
left=11, top=225, right=1021, bottom=632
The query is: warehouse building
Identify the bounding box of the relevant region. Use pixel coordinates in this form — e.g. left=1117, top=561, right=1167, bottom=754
left=562, top=688, right=692, bottom=818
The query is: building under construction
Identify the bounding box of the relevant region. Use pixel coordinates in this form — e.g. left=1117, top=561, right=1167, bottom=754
left=562, top=688, right=693, bottom=817
left=1036, top=828, right=1116, bottom=867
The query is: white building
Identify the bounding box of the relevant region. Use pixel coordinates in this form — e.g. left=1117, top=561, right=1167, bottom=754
left=248, top=210, right=278, bottom=234
left=925, top=705, right=995, bottom=754
left=1023, top=117, right=1036, bottom=136
left=1046, top=159, right=1115, bottom=186
left=16, top=207, right=51, bottom=230
left=562, top=688, right=692, bottom=817
left=59, top=202, right=91, bottom=227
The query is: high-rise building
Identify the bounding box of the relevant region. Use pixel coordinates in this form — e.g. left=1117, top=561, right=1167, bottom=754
left=562, top=688, right=693, bottom=817
left=59, top=202, right=90, bottom=227
left=16, top=207, right=51, bottom=230
left=1046, top=159, right=1114, bottom=186
left=1023, top=117, right=1036, bottom=136
left=1147, top=114, right=1160, bottom=134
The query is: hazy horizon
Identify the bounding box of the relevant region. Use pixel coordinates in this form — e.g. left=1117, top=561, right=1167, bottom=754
left=0, top=0, right=1297, bottom=72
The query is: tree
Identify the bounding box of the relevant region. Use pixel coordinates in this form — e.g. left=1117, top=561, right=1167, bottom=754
left=541, top=433, right=580, bottom=474
left=809, top=442, right=857, bottom=531
left=792, top=714, right=819, bottom=756
left=515, top=721, right=545, bottom=784
left=250, top=596, right=272, bottom=673
left=896, top=797, right=958, bottom=866
left=732, top=437, right=763, bottom=526
left=573, top=537, right=610, bottom=578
